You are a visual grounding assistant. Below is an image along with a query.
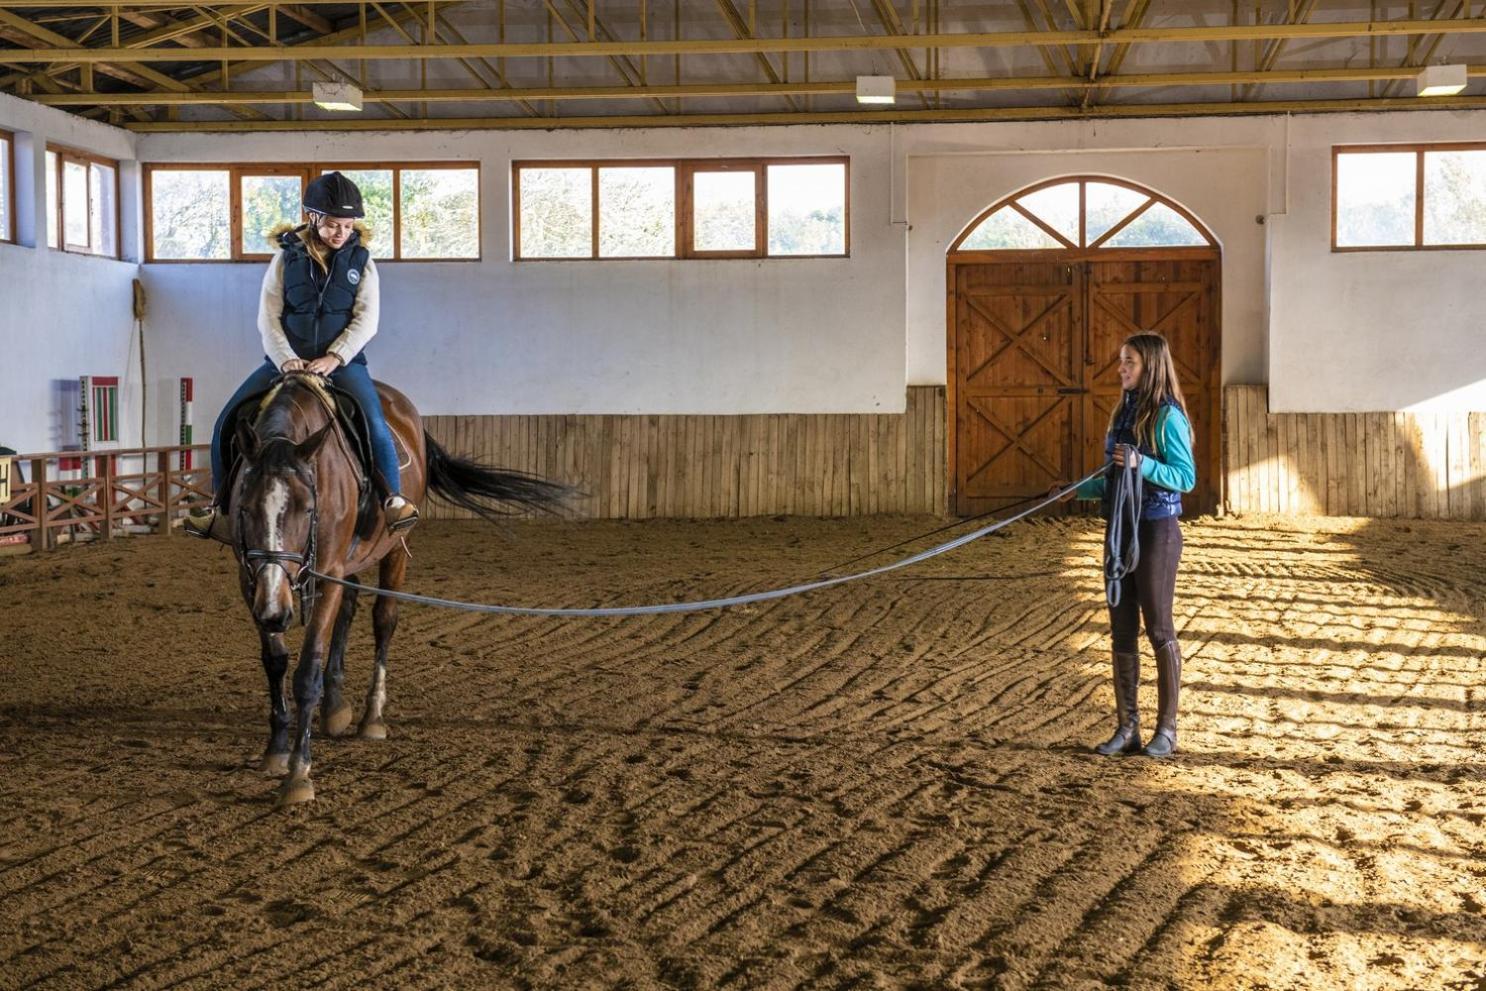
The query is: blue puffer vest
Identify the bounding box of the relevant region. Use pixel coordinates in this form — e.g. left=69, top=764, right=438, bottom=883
left=1105, top=391, right=1183, bottom=520
left=278, top=226, right=370, bottom=365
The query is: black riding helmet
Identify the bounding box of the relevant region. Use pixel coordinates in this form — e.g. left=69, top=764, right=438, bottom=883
left=304, top=171, right=364, bottom=219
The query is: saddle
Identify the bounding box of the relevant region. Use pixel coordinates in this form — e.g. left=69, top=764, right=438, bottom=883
left=220, top=374, right=381, bottom=534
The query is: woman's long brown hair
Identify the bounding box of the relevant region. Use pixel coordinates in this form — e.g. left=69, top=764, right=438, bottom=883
left=1111, top=332, right=1193, bottom=448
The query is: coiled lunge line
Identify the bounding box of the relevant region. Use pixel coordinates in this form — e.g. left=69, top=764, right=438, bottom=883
left=1103, top=456, right=1144, bottom=608
left=309, top=464, right=1112, bottom=618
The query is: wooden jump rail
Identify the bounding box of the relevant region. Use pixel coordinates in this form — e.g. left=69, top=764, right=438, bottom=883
left=0, top=444, right=211, bottom=553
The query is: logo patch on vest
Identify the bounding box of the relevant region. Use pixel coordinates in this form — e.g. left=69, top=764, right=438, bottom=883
left=347, top=267, right=361, bottom=285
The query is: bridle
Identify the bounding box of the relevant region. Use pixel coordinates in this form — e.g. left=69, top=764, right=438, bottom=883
left=236, top=447, right=321, bottom=623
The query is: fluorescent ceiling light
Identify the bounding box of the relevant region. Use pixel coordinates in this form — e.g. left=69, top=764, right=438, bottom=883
left=855, top=75, right=896, bottom=105
left=312, top=81, right=363, bottom=111
left=1417, top=63, right=1467, bottom=97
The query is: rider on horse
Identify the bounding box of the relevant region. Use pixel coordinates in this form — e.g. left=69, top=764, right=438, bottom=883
left=187, top=171, right=419, bottom=538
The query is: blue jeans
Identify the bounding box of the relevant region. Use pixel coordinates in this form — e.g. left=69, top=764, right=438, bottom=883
left=210, top=357, right=403, bottom=500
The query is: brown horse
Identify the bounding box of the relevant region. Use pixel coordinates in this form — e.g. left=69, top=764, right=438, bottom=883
left=227, top=373, right=567, bottom=807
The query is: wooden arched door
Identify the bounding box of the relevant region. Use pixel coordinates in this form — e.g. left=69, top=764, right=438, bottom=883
left=947, top=177, right=1221, bottom=516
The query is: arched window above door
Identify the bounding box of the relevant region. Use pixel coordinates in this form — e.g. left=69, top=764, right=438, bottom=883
left=952, top=178, right=1215, bottom=252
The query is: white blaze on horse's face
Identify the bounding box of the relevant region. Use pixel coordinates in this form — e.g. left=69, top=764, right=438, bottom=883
left=255, top=479, right=294, bottom=624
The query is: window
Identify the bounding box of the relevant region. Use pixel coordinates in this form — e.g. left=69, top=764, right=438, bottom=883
left=1334, top=144, right=1486, bottom=250
left=953, top=178, right=1212, bottom=252
left=47, top=144, right=119, bottom=258
left=0, top=129, right=13, bottom=244
left=513, top=157, right=849, bottom=260
left=143, top=162, right=480, bottom=262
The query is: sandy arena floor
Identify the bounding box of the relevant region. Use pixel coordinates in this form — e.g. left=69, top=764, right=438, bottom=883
left=0, top=513, right=1484, bottom=990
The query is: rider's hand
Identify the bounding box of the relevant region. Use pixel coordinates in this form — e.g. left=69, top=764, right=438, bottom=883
left=306, top=355, right=342, bottom=377
left=281, top=359, right=307, bottom=373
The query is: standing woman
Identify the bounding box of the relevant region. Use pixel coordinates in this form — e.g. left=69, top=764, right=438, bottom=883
left=1067, top=332, right=1196, bottom=757
left=187, top=171, right=418, bottom=537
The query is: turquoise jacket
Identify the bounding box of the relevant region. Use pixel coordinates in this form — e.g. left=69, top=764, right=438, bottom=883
left=1075, top=403, right=1197, bottom=513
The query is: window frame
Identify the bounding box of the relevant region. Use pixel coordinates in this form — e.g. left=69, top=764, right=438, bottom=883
left=142, top=160, right=482, bottom=263
left=512, top=155, right=850, bottom=261
left=0, top=128, right=15, bottom=245
left=1332, top=141, right=1486, bottom=252
left=47, top=143, right=121, bottom=259
left=948, top=175, right=1216, bottom=255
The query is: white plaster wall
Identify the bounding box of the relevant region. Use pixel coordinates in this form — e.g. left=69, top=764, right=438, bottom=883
left=898, top=117, right=1279, bottom=390
left=135, top=126, right=905, bottom=428
left=0, top=94, right=140, bottom=453
left=10, top=95, right=1486, bottom=457
left=1270, top=110, right=1486, bottom=413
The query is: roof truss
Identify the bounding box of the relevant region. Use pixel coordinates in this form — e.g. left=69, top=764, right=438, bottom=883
left=3, top=2, right=1486, bottom=130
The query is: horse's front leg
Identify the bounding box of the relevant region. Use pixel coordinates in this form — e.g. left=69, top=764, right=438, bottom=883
left=359, top=547, right=408, bottom=740
left=259, top=628, right=292, bottom=777
left=277, top=582, right=345, bottom=808
left=321, top=587, right=358, bottom=737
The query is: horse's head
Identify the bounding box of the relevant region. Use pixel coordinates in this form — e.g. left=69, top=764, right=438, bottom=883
left=234, top=418, right=334, bottom=632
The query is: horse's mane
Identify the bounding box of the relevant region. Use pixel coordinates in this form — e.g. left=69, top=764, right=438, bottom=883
left=252, top=377, right=335, bottom=470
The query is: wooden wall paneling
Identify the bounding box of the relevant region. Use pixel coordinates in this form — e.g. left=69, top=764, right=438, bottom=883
left=1355, top=410, right=1373, bottom=520
left=1228, top=387, right=1244, bottom=515
left=1282, top=412, right=1298, bottom=515
left=904, top=396, right=916, bottom=513
left=1379, top=412, right=1397, bottom=518
left=1472, top=413, right=1485, bottom=520
left=1398, top=413, right=1414, bottom=520
left=1446, top=412, right=1467, bottom=519
left=1361, top=412, right=1378, bottom=517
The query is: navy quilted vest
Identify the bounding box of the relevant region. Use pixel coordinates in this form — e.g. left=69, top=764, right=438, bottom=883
left=1105, top=392, right=1183, bottom=520
left=277, top=227, right=370, bottom=365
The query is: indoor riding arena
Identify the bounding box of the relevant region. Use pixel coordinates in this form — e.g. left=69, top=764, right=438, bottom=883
left=3, top=5, right=1486, bottom=990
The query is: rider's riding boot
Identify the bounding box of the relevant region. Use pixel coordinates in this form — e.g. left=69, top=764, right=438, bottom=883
left=385, top=495, right=419, bottom=534
left=1094, top=649, right=1143, bottom=756
left=1142, top=640, right=1182, bottom=757
left=183, top=504, right=232, bottom=545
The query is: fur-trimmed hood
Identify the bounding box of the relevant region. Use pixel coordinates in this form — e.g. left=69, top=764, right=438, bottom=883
left=266, top=219, right=373, bottom=249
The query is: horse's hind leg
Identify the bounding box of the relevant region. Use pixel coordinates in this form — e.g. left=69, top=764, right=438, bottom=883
left=321, top=588, right=358, bottom=737
left=359, top=548, right=408, bottom=740
left=259, top=629, right=292, bottom=777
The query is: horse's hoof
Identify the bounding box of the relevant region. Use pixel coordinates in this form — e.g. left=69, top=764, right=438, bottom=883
left=261, top=752, right=290, bottom=777
left=358, top=719, right=388, bottom=740
left=275, top=777, right=315, bottom=807
left=323, top=705, right=354, bottom=737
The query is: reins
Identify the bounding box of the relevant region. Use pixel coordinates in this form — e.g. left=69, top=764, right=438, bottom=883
left=305, top=464, right=1112, bottom=618
left=1103, top=456, right=1144, bottom=608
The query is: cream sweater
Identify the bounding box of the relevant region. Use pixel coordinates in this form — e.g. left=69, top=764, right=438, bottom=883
left=257, top=250, right=381, bottom=369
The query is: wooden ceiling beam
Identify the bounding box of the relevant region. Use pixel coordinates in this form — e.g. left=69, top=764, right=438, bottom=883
left=120, top=93, right=1486, bottom=132
left=0, top=2, right=274, bottom=89
left=17, top=19, right=1486, bottom=66
left=36, top=63, right=1486, bottom=106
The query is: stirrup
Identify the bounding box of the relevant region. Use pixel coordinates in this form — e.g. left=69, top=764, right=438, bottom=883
left=183, top=505, right=219, bottom=540
left=385, top=498, right=419, bottom=534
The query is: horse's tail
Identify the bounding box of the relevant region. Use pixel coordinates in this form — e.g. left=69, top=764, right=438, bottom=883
left=423, top=432, right=573, bottom=523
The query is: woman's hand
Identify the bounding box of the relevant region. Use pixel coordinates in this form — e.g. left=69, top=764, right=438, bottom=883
left=281, top=359, right=307, bottom=373
left=1047, top=482, right=1077, bottom=504
left=305, top=355, right=343, bottom=377
left=1112, top=443, right=1143, bottom=470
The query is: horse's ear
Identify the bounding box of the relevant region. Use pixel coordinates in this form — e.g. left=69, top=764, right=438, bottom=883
left=235, top=418, right=260, bottom=461
left=295, top=423, right=334, bottom=462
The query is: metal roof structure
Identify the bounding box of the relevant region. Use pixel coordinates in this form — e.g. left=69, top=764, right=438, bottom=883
left=5, top=1, right=1486, bottom=131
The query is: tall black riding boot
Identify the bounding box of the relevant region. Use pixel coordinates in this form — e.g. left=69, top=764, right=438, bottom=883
left=1093, top=650, right=1142, bottom=755
left=1142, top=640, right=1182, bottom=757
